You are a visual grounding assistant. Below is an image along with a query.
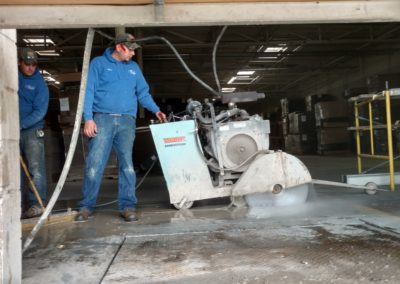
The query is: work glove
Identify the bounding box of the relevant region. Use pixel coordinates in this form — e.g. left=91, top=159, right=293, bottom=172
left=156, top=111, right=168, bottom=123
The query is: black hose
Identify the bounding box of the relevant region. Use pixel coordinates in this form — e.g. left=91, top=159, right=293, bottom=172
left=212, top=26, right=228, bottom=93
left=135, top=36, right=220, bottom=97
left=195, top=107, right=240, bottom=125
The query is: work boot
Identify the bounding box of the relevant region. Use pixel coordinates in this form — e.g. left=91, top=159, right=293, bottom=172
left=120, top=208, right=138, bottom=222
left=24, top=206, right=43, bottom=218
left=75, top=208, right=92, bottom=222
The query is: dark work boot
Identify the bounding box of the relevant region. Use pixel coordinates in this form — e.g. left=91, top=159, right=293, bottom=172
left=75, top=208, right=92, bottom=222
left=24, top=206, right=44, bottom=219
left=120, top=208, right=138, bottom=222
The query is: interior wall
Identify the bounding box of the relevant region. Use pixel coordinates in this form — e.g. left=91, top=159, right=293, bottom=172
left=0, top=29, right=21, bottom=282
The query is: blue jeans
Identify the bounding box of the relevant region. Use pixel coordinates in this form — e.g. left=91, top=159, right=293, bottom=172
left=79, top=113, right=137, bottom=212
left=20, top=128, right=47, bottom=207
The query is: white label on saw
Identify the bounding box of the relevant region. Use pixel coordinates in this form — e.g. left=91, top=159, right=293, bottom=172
left=219, top=125, right=230, bottom=131
left=232, top=122, right=246, bottom=128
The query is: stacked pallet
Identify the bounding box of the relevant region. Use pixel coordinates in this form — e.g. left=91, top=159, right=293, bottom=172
left=305, top=94, right=336, bottom=114
left=284, top=111, right=316, bottom=154
left=314, top=101, right=349, bottom=154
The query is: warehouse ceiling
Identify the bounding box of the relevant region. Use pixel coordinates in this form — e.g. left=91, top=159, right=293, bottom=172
left=17, top=23, right=400, bottom=104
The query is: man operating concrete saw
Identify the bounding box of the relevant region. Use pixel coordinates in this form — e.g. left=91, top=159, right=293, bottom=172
left=75, top=33, right=166, bottom=222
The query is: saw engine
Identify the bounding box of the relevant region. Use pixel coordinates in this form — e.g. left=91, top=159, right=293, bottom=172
left=150, top=92, right=312, bottom=209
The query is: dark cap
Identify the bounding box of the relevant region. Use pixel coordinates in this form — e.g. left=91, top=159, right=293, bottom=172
left=19, top=47, right=38, bottom=64
left=115, top=33, right=141, bottom=50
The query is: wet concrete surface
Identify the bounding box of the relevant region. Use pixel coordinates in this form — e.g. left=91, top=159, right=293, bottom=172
left=22, top=155, right=400, bottom=283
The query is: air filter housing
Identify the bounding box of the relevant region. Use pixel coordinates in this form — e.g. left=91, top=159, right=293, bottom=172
left=216, top=116, right=270, bottom=171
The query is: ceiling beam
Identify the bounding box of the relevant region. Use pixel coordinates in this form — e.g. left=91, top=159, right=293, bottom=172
left=0, top=1, right=399, bottom=29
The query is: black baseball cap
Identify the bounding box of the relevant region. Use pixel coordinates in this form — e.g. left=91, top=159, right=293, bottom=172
left=19, top=47, right=38, bottom=64
left=115, top=33, right=141, bottom=50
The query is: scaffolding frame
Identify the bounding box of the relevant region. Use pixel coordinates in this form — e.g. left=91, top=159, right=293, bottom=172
left=348, top=88, right=400, bottom=191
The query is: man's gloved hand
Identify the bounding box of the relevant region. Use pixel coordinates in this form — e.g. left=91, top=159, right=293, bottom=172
left=155, top=111, right=168, bottom=123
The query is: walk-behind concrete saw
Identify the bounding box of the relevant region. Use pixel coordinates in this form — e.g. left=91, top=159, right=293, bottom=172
left=150, top=92, right=312, bottom=209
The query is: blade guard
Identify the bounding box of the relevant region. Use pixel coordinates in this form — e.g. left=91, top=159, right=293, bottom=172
left=231, top=151, right=312, bottom=196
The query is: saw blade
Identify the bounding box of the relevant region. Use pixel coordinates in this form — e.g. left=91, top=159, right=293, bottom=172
left=245, top=183, right=311, bottom=207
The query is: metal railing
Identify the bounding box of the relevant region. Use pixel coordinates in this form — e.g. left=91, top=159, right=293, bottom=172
left=348, top=88, right=400, bottom=191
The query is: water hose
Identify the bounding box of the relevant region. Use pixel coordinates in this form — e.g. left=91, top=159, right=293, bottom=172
left=23, top=28, right=95, bottom=253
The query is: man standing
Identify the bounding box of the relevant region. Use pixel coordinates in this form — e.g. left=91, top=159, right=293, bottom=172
left=75, top=33, right=166, bottom=222
left=18, top=47, right=49, bottom=218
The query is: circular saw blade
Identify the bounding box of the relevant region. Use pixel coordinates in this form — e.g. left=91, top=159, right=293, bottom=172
left=245, top=184, right=311, bottom=207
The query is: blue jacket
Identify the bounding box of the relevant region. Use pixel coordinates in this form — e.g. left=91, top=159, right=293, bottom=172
left=18, top=68, right=49, bottom=130
left=83, top=48, right=160, bottom=121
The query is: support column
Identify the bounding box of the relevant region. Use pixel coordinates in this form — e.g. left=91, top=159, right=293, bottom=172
left=0, top=29, right=21, bottom=282
left=115, top=26, right=125, bottom=36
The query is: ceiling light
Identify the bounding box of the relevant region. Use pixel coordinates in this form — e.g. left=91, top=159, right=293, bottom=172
left=43, top=75, right=60, bottom=85
left=256, top=45, right=264, bottom=53
left=23, top=36, right=55, bottom=46
left=36, top=50, right=60, bottom=56
left=264, top=45, right=287, bottom=53
left=259, top=56, right=278, bottom=59
left=221, top=87, right=236, bottom=93
left=227, top=76, right=259, bottom=85
left=237, top=70, right=255, bottom=76
left=41, top=69, right=52, bottom=76
left=228, top=76, right=237, bottom=84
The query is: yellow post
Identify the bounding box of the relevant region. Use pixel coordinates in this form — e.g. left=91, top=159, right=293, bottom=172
left=384, top=90, right=395, bottom=191
left=354, top=103, right=362, bottom=173
left=368, top=102, right=375, bottom=155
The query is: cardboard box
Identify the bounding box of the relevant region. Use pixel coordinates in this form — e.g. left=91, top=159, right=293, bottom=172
left=305, top=94, right=335, bottom=112
left=288, top=111, right=315, bottom=134
left=315, top=101, right=349, bottom=127
left=317, top=127, right=349, bottom=145
left=284, top=133, right=316, bottom=154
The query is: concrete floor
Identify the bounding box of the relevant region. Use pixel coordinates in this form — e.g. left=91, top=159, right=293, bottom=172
left=22, top=155, right=400, bottom=283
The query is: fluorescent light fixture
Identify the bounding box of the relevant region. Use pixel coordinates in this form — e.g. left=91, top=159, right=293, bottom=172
left=221, top=87, right=236, bottom=93
left=227, top=76, right=259, bottom=85
left=23, top=36, right=55, bottom=46
left=258, top=56, right=278, bottom=60
left=36, top=50, right=60, bottom=56
left=237, top=70, right=255, bottom=76
left=256, top=45, right=264, bottom=53
left=44, top=75, right=60, bottom=85
left=293, top=45, right=303, bottom=52
left=41, top=69, right=52, bottom=76
left=228, top=76, right=237, bottom=84
left=264, top=45, right=287, bottom=53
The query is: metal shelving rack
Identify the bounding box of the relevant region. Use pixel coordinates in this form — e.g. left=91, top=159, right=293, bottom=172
left=347, top=88, right=400, bottom=191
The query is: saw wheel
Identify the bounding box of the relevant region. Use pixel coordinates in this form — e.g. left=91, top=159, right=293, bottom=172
left=365, top=182, right=378, bottom=195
